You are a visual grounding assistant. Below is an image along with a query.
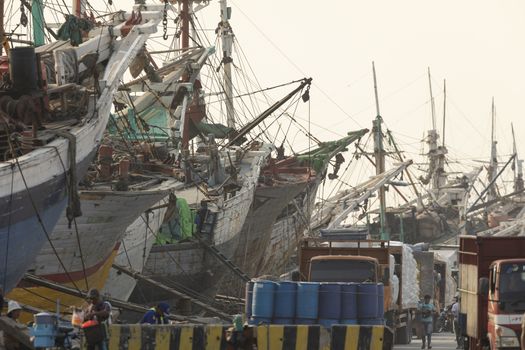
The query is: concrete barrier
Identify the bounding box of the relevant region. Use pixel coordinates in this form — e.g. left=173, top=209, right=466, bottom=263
left=103, top=323, right=394, bottom=350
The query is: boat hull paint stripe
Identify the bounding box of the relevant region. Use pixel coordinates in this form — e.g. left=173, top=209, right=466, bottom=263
left=8, top=246, right=119, bottom=321
left=0, top=196, right=67, bottom=292
left=0, top=149, right=95, bottom=292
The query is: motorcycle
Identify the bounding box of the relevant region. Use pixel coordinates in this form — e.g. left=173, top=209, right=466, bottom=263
left=436, top=305, right=454, bottom=333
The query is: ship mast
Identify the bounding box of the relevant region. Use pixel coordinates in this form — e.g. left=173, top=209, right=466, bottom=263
left=488, top=97, right=498, bottom=201
left=72, top=0, right=85, bottom=17
left=0, top=0, right=4, bottom=55
left=218, top=0, right=234, bottom=128
left=372, top=62, right=389, bottom=240
left=179, top=0, right=191, bottom=149
left=511, top=123, right=524, bottom=192
left=423, top=69, right=448, bottom=192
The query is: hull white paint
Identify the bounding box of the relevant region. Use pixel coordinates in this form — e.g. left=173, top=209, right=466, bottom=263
left=102, top=195, right=171, bottom=301
left=258, top=179, right=322, bottom=276
left=233, top=180, right=308, bottom=277
left=29, top=180, right=178, bottom=280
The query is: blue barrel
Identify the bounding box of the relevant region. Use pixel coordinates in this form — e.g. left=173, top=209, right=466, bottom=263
left=272, top=318, right=294, bottom=325
left=341, top=283, right=357, bottom=320
left=319, top=318, right=339, bottom=329
left=296, top=282, right=320, bottom=320
left=377, top=283, right=385, bottom=318
left=360, top=318, right=384, bottom=325
left=274, top=282, right=297, bottom=319
left=357, top=283, right=378, bottom=319
left=295, top=318, right=316, bottom=325
left=341, top=319, right=358, bottom=325
left=252, top=281, right=276, bottom=319
left=245, top=281, right=255, bottom=320
left=319, top=283, right=342, bottom=320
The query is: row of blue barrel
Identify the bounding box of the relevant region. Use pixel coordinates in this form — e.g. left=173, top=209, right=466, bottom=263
left=245, top=281, right=385, bottom=327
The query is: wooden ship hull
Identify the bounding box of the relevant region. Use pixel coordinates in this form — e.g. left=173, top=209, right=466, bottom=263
left=0, top=7, right=164, bottom=292
left=8, top=181, right=176, bottom=311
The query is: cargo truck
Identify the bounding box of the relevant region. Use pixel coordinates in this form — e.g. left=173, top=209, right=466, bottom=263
left=458, top=235, right=525, bottom=350
left=299, top=237, right=418, bottom=344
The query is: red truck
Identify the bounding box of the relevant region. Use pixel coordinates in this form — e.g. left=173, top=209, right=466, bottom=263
left=459, top=235, right=525, bottom=350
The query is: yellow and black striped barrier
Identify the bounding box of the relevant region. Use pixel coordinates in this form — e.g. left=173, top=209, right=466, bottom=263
left=107, top=324, right=229, bottom=349
left=103, top=323, right=394, bottom=350
left=254, top=324, right=393, bottom=350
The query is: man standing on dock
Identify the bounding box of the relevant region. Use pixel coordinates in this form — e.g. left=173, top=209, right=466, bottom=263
left=418, top=294, right=436, bottom=349
left=451, top=296, right=463, bottom=349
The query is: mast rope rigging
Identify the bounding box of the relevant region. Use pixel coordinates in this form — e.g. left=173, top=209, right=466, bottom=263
left=205, top=79, right=306, bottom=103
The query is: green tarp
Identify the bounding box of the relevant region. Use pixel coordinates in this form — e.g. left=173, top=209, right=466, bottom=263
left=296, top=129, right=368, bottom=172
left=156, top=198, right=196, bottom=245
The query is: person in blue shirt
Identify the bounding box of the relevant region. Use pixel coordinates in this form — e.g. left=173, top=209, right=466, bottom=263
left=140, top=302, right=170, bottom=324
left=418, top=294, right=436, bottom=349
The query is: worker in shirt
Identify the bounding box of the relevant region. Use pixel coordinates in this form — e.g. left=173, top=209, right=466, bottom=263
left=418, top=294, right=436, bottom=349
left=4, top=300, right=29, bottom=350
left=84, top=288, right=111, bottom=350
left=451, top=296, right=463, bottom=349
left=140, top=302, right=170, bottom=324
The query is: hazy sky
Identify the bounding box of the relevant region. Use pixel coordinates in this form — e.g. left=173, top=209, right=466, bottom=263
left=43, top=0, right=525, bottom=165
left=200, top=0, right=525, bottom=165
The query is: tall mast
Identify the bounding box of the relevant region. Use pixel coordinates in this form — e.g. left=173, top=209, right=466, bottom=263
left=0, top=0, right=4, bottom=55
left=432, top=78, right=448, bottom=191
left=511, top=123, right=524, bottom=192
left=219, top=0, right=234, bottom=128
left=428, top=67, right=436, bottom=130
left=72, top=0, right=84, bottom=17
left=488, top=97, right=498, bottom=201
left=181, top=0, right=190, bottom=51
left=178, top=0, right=191, bottom=149
left=372, top=62, right=388, bottom=240
left=442, top=79, right=446, bottom=147
left=426, top=68, right=440, bottom=189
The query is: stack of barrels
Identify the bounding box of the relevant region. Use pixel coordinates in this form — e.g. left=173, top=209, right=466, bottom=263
left=245, top=280, right=384, bottom=327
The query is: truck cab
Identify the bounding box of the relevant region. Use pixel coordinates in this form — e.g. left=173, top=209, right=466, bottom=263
left=459, top=236, right=525, bottom=350
left=308, top=255, right=380, bottom=283
left=482, top=259, right=525, bottom=350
